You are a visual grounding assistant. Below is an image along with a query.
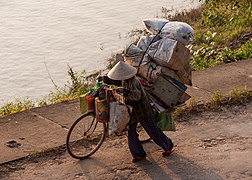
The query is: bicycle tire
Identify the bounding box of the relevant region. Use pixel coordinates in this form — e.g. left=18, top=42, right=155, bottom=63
left=66, top=112, right=107, bottom=159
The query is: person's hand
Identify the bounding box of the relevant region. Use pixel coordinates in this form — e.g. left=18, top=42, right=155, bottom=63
left=96, top=75, right=103, bottom=82
left=116, top=87, right=125, bottom=94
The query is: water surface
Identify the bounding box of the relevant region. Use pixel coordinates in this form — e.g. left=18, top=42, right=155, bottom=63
left=0, top=0, right=200, bottom=106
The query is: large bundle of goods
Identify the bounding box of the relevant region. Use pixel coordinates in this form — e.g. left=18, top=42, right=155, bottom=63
left=124, top=19, right=194, bottom=111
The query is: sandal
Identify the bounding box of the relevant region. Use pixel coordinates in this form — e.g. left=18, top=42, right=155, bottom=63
left=162, top=143, right=174, bottom=157
left=132, top=156, right=146, bottom=163
left=162, top=149, right=174, bottom=157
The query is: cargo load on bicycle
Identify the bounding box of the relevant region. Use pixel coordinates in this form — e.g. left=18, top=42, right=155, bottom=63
left=122, top=19, right=193, bottom=112
left=79, top=18, right=193, bottom=123
left=66, top=19, right=194, bottom=160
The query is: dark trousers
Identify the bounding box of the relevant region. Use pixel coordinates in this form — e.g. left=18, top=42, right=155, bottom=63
left=128, top=116, right=173, bottom=158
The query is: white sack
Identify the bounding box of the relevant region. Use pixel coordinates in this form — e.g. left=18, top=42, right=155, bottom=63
left=143, top=18, right=169, bottom=35
left=109, top=102, right=132, bottom=135
left=160, top=21, right=194, bottom=45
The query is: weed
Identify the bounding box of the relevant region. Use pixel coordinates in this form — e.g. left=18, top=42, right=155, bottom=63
left=174, top=88, right=252, bottom=119
left=187, top=98, right=198, bottom=110
left=0, top=98, right=35, bottom=117
left=227, top=88, right=252, bottom=104
left=210, top=91, right=223, bottom=107
left=173, top=106, right=187, bottom=119
left=0, top=66, right=95, bottom=117
left=207, top=88, right=252, bottom=108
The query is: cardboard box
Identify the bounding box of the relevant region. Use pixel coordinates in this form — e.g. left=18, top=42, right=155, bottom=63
left=147, top=38, right=191, bottom=85
left=138, top=61, right=181, bottom=83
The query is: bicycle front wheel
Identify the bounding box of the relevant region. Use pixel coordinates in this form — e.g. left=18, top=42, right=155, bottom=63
left=66, top=112, right=107, bottom=159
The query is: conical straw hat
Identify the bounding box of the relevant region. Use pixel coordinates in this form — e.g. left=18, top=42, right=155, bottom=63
left=108, top=61, right=137, bottom=80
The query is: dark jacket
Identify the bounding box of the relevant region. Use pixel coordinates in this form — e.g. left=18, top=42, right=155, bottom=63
left=123, top=76, right=153, bottom=124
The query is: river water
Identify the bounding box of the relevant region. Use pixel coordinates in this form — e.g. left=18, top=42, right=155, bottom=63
left=0, top=0, right=200, bottom=107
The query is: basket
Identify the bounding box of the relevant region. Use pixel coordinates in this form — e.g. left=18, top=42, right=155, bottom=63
left=95, top=97, right=110, bottom=123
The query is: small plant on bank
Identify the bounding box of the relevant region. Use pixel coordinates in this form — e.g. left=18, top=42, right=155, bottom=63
left=173, top=98, right=200, bottom=119
left=210, top=91, right=223, bottom=107
left=174, top=88, right=252, bottom=119
left=0, top=66, right=95, bottom=117
left=0, top=98, right=35, bottom=117
left=220, top=88, right=251, bottom=105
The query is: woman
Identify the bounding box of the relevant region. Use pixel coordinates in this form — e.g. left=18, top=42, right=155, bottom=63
left=107, top=61, right=174, bottom=162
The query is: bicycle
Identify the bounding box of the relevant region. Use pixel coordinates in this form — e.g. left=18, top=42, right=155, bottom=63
left=66, top=84, right=151, bottom=160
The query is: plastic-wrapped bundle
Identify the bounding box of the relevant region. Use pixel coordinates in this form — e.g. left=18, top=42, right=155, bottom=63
left=147, top=38, right=178, bottom=68
left=125, top=39, right=192, bottom=85
left=145, top=38, right=192, bottom=85
left=138, top=62, right=160, bottom=82
left=125, top=44, right=144, bottom=56
left=123, top=44, right=145, bottom=67
left=176, top=63, right=192, bottom=86
left=147, top=38, right=190, bottom=69
left=143, top=18, right=169, bottom=35
left=160, top=21, right=194, bottom=45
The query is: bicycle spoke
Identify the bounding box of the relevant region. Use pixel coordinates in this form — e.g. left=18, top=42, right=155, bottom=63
left=66, top=113, right=107, bottom=159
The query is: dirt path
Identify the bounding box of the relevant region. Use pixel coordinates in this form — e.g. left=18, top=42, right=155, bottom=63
left=1, top=101, right=251, bottom=180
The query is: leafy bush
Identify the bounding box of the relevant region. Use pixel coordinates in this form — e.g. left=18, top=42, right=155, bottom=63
left=189, top=0, right=252, bottom=69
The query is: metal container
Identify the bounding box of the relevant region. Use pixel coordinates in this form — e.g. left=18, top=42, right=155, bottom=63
left=149, top=73, right=187, bottom=107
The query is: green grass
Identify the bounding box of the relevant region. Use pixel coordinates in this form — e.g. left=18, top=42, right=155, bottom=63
left=209, top=88, right=252, bottom=107
left=189, top=0, right=252, bottom=70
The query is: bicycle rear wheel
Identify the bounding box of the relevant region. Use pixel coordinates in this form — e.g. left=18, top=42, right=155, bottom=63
left=66, top=112, right=107, bottom=159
